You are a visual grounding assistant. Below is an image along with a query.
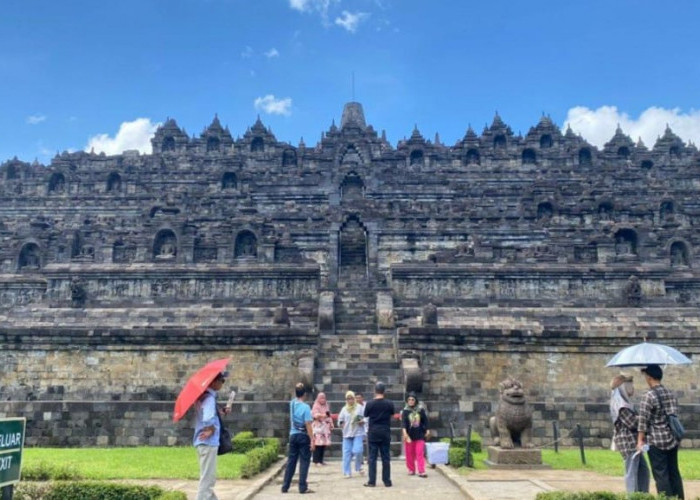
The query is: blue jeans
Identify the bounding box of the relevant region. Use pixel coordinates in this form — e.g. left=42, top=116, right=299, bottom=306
left=342, top=436, right=364, bottom=476
left=282, top=433, right=311, bottom=493
left=367, top=437, right=391, bottom=486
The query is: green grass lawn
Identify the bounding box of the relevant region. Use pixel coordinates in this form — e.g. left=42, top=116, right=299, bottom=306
left=23, top=446, right=700, bottom=481
left=23, top=447, right=248, bottom=480
left=464, top=448, right=700, bottom=479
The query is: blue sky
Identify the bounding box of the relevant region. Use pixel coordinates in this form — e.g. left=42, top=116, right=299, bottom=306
left=2, top=0, right=700, bottom=162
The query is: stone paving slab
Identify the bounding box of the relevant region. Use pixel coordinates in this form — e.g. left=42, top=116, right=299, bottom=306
left=131, top=459, right=700, bottom=500
left=253, top=459, right=465, bottom=499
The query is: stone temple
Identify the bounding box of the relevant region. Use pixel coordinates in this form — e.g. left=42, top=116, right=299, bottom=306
left=0, top=102, right=698, bottom=447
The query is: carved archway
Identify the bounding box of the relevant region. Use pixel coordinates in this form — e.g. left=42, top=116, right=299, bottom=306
left=234, top=230, right=257, bottom=259
left=221, top=172, right=237, bottom=190
left=522, top=149, right=537, bottom=165
left=537, top=202, right=554, bottom=220
left=340, top=172, right=364, bottom=201
left=660, top=200, right=675, bottom=220
left=339, top=216, right=368, bottom=280
left=153, top=229, right=177, bottom=261
left=579, top=148, right=592, bottom=166
left=410, top=150, right=424, bottom=166
left=107, top=172, right=122, bottom=192
left=207, top=136, right=221, bottom=152
left=614, top=229, right=638, bottom=256
left=465, top=148, right=480, bottom=165
left=493, top=134, right=506, bottom=150
left=18, top=242, right=41, bottom=271
left=670, top=241, right=690, bottom=267
left=162, top=136, right=175, bottom=152
left=282, top=149, right=297, bottom=167
left=48, top=172, right=65, bottom=193
left=250, top=137, right=264, bottom=152
left=540, top=134, right=553, bottom=148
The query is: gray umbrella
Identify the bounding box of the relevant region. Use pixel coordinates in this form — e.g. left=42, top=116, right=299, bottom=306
left=606, top=342, right=692, bottom=367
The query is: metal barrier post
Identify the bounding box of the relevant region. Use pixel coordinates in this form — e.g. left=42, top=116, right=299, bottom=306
left=552, top=421, right=559, bottom=453
left=465, top=423, right=473, bottom=467
left=1, top=485, right=13, bottom=500
left=449, top=421, right=456, bottom=445
left=576, top=423, right=586, bottom=465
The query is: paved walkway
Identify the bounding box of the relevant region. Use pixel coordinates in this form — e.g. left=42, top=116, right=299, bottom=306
left=134, top=458, right=700, bottom=499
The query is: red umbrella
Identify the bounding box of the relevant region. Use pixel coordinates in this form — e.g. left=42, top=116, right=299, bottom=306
left=173, top=358, right=230, bottom=422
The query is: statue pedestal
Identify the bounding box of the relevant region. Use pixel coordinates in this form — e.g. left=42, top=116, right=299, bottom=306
left=484, top=446, right=550, bottom=469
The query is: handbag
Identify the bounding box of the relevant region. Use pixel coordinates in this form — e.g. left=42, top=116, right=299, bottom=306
left=218, top=413, right=234, bottom=455
left=652, top=386, right=685, bottom=441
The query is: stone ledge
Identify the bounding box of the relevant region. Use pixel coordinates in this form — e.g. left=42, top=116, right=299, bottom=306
left=485, top=446, right=549, bottom=469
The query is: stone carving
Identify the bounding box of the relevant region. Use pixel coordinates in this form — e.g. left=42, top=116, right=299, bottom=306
left=70, top=278, right=87, bottom=308
left=488, top=377, right=533, bottom=449
left=623, top=275, right=643, bottom=307
left=273, top=305, right=290, bottom=326
left=421, top=302, right=438, bottom=326
left=19, top=244, right=41, bottom=270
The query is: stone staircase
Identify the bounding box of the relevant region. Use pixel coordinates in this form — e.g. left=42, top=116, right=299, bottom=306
left=314, top=333, right=405, bottom=457
left=313, top=287, right=405, bottom=456
left=333, top=287, right=377, bottom=335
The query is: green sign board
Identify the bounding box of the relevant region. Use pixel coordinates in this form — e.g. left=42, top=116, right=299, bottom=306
left=0, top=418, right=25, bottom=488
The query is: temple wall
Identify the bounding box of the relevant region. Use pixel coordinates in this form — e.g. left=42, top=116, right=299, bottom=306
left=0, top=348, right=308, bottom=446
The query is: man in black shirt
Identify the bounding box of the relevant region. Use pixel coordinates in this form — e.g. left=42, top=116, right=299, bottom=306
left=363, top=381, right=395, bottom=487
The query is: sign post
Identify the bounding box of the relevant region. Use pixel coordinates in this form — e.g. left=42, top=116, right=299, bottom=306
left=0, top=418, right=25, bottom=500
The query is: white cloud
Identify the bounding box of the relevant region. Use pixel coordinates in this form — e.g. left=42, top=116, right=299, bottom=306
left=254, top=95, right=292, bottom=116
left=289, top=0, right=337, bottom=24
left=241, top=46, right=254, bottom=58
left=290, top=0, right=333, bottom=13
left=26, top=114, right=46, bottom=125
left=85, top=118, right=160, bottom=155
left=564, top=106, right=700, bottom=149
left=335, top=11, right=369, bottom=33
left=265, top=48, right=280, bottom=58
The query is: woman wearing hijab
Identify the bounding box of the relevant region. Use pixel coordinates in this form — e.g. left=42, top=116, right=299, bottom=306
left=610, top=374, right=650, bottom=493
left=337, top=390, right=366, bottom=477
left=311, top=392, right=334, bottom=465
left=401, top=391, right=429, bottom=477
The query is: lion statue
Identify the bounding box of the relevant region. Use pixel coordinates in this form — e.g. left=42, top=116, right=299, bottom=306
left=488, top=376, right=533, bottom=449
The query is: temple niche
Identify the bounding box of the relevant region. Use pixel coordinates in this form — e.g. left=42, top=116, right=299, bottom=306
left=660, top=200, right=675, bottom=221
left=250, top=137, right=264, bottom=153
left=153, top=229, right=177, bottom=260
left=282, top=149, right=297, bottom=167
left=234, top=230, right=257, bottom=259
left=578, top=147, right=592, bottom=166
left=614, top=229, right=638, bottom=257
left=670, top=241, right=690, bottom=267
left=339, top=216, right=367, bottom=278
left=221, top=172, right=237, bottom=190
left=537, top=202, right=553, bottom=221
left=48, top=172, right=65, bottom=193
left=465, top=148, right=480, bottom=165
left=410, top=149, right=424, bottom=166
left=598, top=201, right=613, bottom=221
left=18, top=243, right=41, bottom=270
left=341, top=173, right=364, bottom=201
left=71, top=231, right=95, bottom=261
left=106, top=172, right=122, bottom=192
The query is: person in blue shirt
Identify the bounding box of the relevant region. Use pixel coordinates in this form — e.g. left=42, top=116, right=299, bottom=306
left=281, top=382, right=315, bottom=494
left=193, top=371, right=230, bottom=500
